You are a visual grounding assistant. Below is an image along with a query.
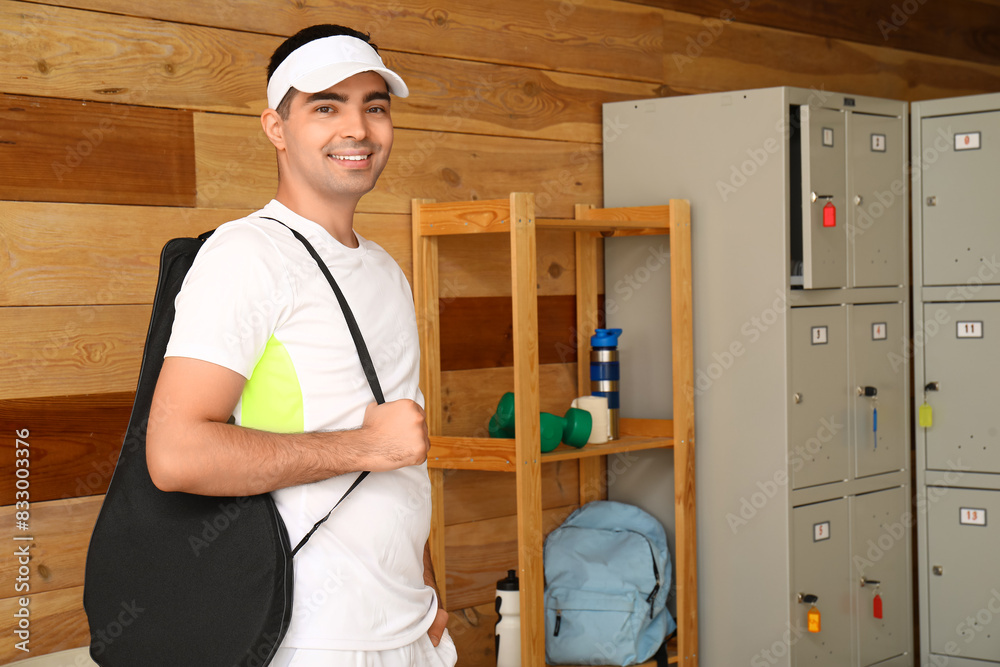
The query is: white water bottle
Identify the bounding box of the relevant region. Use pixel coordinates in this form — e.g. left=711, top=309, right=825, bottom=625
left=495, top=569, right=521, bottom=666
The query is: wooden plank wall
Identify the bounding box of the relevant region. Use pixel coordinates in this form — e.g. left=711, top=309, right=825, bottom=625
left=1, top=0, right=998, bottom=662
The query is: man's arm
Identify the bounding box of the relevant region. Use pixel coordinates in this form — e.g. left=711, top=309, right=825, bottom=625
left=146, top=356, right=429, bottom=496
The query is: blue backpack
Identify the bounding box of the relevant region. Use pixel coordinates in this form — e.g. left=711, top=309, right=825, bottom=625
left=543, top=501, right=675, bottom=665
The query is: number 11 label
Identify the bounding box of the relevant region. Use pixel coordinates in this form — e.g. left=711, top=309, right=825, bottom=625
left=957, top=321, right=983, bottom=339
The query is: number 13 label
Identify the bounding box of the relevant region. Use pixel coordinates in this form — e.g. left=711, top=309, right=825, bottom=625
left=960, top=508, right=987, bottom=526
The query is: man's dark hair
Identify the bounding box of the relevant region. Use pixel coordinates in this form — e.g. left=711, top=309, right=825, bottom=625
left=268, top=24, right=377, bottom=118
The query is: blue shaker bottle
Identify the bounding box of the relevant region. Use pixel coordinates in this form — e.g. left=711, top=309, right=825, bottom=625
left=590, top=328, right=622, bottom=440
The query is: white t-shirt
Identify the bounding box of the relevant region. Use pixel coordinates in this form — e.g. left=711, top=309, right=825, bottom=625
left=164, top=199, right=437, bottom=650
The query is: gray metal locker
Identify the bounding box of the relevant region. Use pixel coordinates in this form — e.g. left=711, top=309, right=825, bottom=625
left=851, top=303, right=907, bottom=478
left=801, top=106, right=849, bottom=289
left=602, top=87, right=912, bottom=667
left=927, top=487, right=1000, bottom=661
left=923, top=301, right=1000, bottom=474
left=790, top=306, right=850, bottom=489
left=912, top=92, right=1000, bottom=667
left=920, top=109, right=1000, bottom=287
left=848, top=114, right=907, bottom=288
left=792, top=498, right=851, bottom=666
left=852, top=487, right=910, bottom=666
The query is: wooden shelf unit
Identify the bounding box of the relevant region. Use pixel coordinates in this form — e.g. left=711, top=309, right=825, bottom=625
left=412, top=193, right=697, bottom=666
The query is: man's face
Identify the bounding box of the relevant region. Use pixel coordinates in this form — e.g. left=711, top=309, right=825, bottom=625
left=277, top=71, right=394, bottom=203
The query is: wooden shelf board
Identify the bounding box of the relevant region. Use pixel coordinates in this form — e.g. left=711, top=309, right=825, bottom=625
left=541, top=434, right=673, bottom=461
left=427, top=435, right=516, bottom=471
left=537, top=217, right=669, bottom=233
left=426, top=433, right=672, bottom=470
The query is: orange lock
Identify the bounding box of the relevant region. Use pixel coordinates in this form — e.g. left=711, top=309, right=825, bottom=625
left=808, top=605, right=821, bottom=633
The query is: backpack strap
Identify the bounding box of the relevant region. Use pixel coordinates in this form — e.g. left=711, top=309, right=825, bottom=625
left=259, top=216, right=384, bottom=556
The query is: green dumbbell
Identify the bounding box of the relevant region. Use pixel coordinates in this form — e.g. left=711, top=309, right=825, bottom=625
left=488, top=392, right=592, bottom=452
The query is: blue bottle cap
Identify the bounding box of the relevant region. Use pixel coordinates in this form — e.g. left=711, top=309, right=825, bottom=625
left=591, top=328, right=623, bottom=348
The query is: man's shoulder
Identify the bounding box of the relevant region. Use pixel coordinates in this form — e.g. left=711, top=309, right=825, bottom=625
left=199, top=215, right=293, bottom=259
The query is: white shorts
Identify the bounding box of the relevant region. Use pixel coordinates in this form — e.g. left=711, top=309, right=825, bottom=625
left=271, top=629, right=458, bottom=667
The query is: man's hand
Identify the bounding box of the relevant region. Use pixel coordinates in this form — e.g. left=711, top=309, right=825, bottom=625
left=427, top=607, right=449, bottom=647
left=360, top=399, right=430, bottom=471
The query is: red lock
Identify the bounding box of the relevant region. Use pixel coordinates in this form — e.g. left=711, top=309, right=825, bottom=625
left=823, top=201, right=836, bottom=228
left=874, top=593, right=883, bottom=620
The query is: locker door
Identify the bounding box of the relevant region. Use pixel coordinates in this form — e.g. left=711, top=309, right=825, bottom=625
left=801, top=106, right=848, bottom=289
left=923, top=302, right=1000, bottom=473
left=927, top=487, right=1000, bottom=661
left=791, top=306, right=850, bottom=489
left=921, top=110, right=1000, bottom=286
left=848, top=113, right=906, bottom=288
left=852, top=488, right=909, bottom=666
left=851, top=304, right=907, bottom=478
left=792, top=498, right=851, bottom=666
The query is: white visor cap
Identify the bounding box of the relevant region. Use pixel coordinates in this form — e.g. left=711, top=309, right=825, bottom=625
left=266, top=35, right=409, bottom=110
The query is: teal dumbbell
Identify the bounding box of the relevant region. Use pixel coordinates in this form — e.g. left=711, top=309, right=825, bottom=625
left=488, top=392, right=592, bottom=452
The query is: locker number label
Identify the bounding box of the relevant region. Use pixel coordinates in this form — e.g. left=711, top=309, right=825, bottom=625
left=822, top=128, right=835, bottom=147
left=811, top=326, right=829, bottom=345
left=872, top=322, right=887, bottom=340
left=957, top=321, right=983, bottom=339
left=954, top=132, right=981, bottom=151
left=960, top=508, right=987, bottom=526
left=871, top=134, right=887, bottom=152
left=814, top=521, right=831, bottom=541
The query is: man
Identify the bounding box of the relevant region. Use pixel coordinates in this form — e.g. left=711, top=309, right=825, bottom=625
left=147, top=24, right=455, bottom=666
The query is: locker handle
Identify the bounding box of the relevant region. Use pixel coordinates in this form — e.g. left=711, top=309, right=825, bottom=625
left=810, top=192, right=834, bottom=203
left=860, top=577, right=881, bottom=587
left=857, top=386, right=878, bottom=397
left=925, top=382, right=939, bottom=392
left=798, top=593, right=819, bottom=604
